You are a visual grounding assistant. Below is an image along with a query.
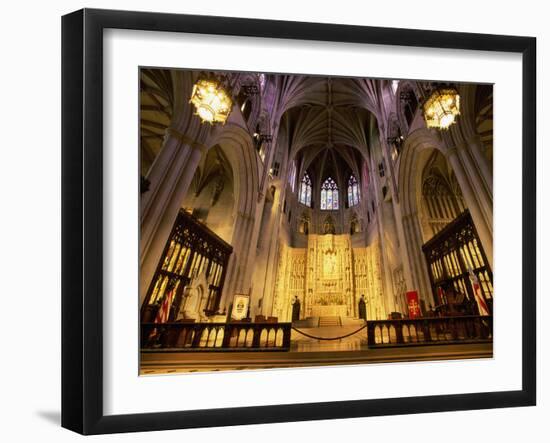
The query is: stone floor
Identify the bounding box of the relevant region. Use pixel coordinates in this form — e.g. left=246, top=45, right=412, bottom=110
left=140, top=342, right=493, bottom=375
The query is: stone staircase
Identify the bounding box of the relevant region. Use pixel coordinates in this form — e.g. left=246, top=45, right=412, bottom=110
left=318, top=316, right=342, bottom=327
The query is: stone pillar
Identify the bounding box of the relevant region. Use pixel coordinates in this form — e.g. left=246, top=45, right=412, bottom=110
left=446, top=147, right=493, bottom=267
left=368, top=160, right=394, bottom=315
left=401, top=213, right=434, bottom=308
left=139, top=128, right=206, bottom=304
left=377, top=135, right=414, bottom=315
left=251, top=192, right=279, bottom=316
left=465, top=134, right=493, bottom=196
left=390, top=197, right=415, bottom=296
left=240, top=197, right=274, bottom=318
left=220, top=211, right=255, bottom=311
left=457, top=138, right=493, bottom=231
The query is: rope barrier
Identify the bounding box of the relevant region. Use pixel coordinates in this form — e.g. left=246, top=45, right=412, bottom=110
left=291, top=323, right=368, bottom=341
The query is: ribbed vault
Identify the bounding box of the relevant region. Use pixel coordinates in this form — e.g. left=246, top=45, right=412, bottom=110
left=139, top=68, right=174, bottom=175
left=274, top=76, right=380, bottom=190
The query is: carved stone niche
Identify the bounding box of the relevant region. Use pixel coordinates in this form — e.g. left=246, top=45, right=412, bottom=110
left=400, top=90, right=415, bottom=103
left=178, top=270, right=209, bottom=321
left=242, top=84, right=260, bottom=96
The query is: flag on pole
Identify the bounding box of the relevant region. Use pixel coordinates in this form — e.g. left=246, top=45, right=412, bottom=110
left=148, top=287, right=175, bottom=341
left=154, top=288, right=175, bottom=324
left=406, top=290, right=421, bottom=318
left=437, top=286, right=445, bottom=305
left=468, top=268, right=490, bottom=316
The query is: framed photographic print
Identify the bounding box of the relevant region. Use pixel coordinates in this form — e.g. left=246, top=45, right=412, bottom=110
left=61, top=8, right=536, bottom=435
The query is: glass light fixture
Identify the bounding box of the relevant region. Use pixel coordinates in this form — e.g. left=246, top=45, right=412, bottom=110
left=423, top=87, right=461, bottom=130
left=189, top=77, right=233, bottom=124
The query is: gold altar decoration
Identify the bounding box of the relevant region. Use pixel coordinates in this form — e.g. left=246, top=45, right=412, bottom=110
left=273, top=234, right=386, bottom=321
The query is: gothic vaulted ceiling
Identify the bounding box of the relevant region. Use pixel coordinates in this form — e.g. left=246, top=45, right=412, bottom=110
left=140, top=69, right=174, bottom=175
left=276, top=75, right=382, bottom=185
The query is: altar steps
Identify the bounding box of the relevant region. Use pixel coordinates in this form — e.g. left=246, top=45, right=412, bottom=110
left=293, top=317, right=365, bottom=328
left=141, top=343, right=493, bottom=374
left=318, top=316, right=342, bottom=327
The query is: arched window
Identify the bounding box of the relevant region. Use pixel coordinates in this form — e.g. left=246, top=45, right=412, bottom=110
left=320, top=177, right=339, bottom=210
left=259, top=73, right=266, bottom=92
left=236, top=90, right=252, bottom=121
left=391, top=79, right=400, bottom=95
left=299, top=173, right=312, bottom=207
left=347, top=175, right=360, bottom=207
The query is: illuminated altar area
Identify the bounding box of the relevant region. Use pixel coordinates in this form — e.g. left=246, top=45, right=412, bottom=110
left=138, top=69, right=495, bottom=372
left=273, top=234, right=386, bottom=322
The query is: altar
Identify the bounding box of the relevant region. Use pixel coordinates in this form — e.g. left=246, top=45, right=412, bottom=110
left=273, top=233, right=386, bottom=322
left=310, top=305, right=348, bottom=318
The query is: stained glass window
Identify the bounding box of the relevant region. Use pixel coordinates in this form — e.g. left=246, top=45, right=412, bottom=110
left=299, top=173, right=312, bottom=207
left=391, top=79, right=400, bottom=95
left=259, top=73, right=266, bottom=92
left=348, top=175, right=359, bottom=207
left=321, top=177, right=339, bottom=210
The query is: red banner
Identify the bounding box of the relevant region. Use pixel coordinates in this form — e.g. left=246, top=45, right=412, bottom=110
left=406, top=290, right=421, bottom=318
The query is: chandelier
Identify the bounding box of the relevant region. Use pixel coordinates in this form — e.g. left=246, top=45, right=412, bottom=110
left=189, top=76, right=233, bottom=125
left=423, top=87, right=460, bottom=130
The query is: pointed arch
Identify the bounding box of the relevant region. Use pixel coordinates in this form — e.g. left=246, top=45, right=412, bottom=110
left=347, top=174, right=360, bottom=207
left=320, top=177, right=339, bottom=210
left=299, top=172, right=312, bottom=207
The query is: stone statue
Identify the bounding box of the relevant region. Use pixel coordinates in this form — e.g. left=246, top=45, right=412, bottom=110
left=323, top=217, right=336, bottom=235
left=291, top=295, right=301, bottom=321
left=358, top=294, right=367, bottom=320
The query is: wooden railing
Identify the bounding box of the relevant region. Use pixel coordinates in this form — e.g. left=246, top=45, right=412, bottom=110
left=367, top=316, right=492, bottom=347
left=141, top=322, right=292, bottom=351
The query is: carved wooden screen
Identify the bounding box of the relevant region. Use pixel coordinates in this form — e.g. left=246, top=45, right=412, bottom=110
left=141, top=209, right=233, bottom=322
left=422, top=210, right=493, bottom=314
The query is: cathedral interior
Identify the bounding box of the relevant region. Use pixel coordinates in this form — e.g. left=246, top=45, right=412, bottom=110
left=139, top=69, right=494, bottom=373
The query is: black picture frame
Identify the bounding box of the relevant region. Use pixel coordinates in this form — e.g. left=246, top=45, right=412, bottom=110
left=61, top=8, right=536, bottom=435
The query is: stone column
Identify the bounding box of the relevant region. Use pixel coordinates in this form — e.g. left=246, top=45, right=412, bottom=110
left=466, top=134, right=492, bottom=195
left=446, top=147, right=493, bottom=267
left=220, top=211, right=255, bottom=310
left=251, top=192, right=279, bottom=316
left=457, top=138, right=493, bottom=228
left=378, top=135, right=415, bottom=315
left=401, top=212, right=434, bottom=308
left=239, top=196, right=274, bottom=319
left=139, top=128, right=206, bottom=304
left=390, top=197, right=415, bottom=295
left=255, top=195, right=285, bottom=318
left=368, top=159, right=394, bottom=315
